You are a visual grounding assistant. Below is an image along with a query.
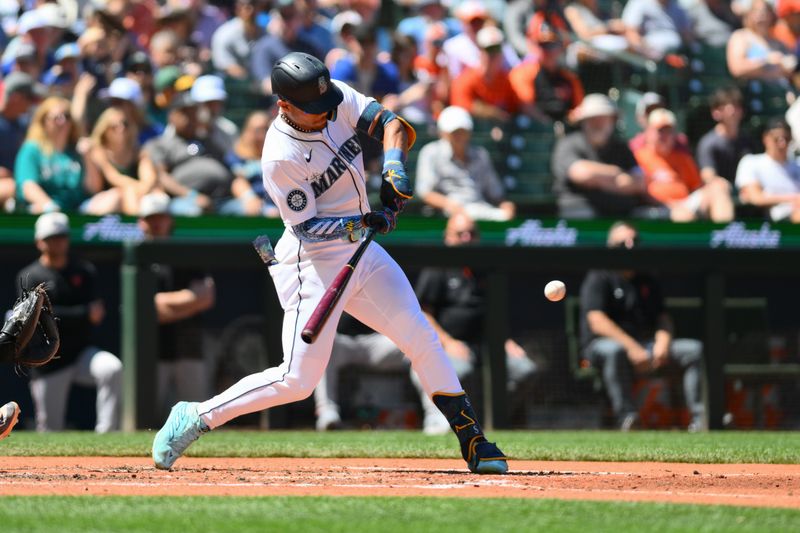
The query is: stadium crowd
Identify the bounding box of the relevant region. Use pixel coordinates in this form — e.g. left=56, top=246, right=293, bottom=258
left=0, top=0, right=798, bottom=222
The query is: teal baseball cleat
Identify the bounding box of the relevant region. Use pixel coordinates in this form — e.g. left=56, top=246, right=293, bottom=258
left=152, top=402, right=209, bottom=470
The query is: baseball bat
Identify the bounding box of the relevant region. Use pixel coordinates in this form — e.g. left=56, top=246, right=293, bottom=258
left=301, top=229, right=376, bottom=344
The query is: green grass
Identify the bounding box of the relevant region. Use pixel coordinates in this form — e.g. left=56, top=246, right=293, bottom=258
left=1, top=496, right=799, bottom=533
left=2, top=430, right=799, bottom=464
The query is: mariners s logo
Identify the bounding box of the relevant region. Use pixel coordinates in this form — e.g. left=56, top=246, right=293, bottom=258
left=286, top=189, right=308, bottom=212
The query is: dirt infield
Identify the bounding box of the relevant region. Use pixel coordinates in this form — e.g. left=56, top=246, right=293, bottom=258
left=0, top=457, right=798, bottom=508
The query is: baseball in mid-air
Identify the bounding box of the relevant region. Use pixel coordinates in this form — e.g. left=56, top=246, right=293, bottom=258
left=544, top=280, right=566, bottom=302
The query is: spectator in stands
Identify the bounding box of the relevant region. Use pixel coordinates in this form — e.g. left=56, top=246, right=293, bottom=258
left=86, top=107, right=155, bottom=216
left=15, top=97, right=119, bottom=215
left=727, top=0, right=796, bottom=85
left=443, top=0, right=520, bottom=78
left=628, top=92, right=690, bottom=153
left=412, top=22, right=451, bottom=118
left=416, top=105, right=516, bottom=221
left=580, top=221, right=705, bottom=431
left=149, top=30, right=181, bottom=70
left=504, top=0, right=538, bottom=56
left=137, top=192, right=216, bottom=419
left=7, top=43, right=42, bottom=83
left=774, top=0, right=800, bottom=54
left=296, top=0, right=335, bottom=56
left=107, top=77, right=164, bottom=146
left=181, top=0, right=227, bottom=57
left=191, top=75, right=239, bottom=154
left=382, top=34, right=433, bottom=124
left=735, top=118, right=800, bottom=221
left=124, top=52, right=157, bottom=123
left=696, top=87, right=753, bottom=185
left=552, top=94, right=646, bottom=218
left=224, top=110, right=279, bottom=217
left=251, top=1, right=323, bottom=96
left=0, top=73, right=42, bottom=212
left=2, top=7, right=62, bottom=78
left=211, top=0, right=268, bottom=79
left=684, top=0, right=739, bottom=47
left=622, top=0, right=694, bottom=59
left=451, top=26, right=522, bottom=122
left=564, top=0, right=631, bottom=63
left=634, top=108, right=734, bottom=222
left=509, top=23, right=585, bottom=123
left=397, top=0, right=461, bottom=50
left=144, top=91, right=234, bottom=216
left=18, top=212, right=123, bottom=432
left=152, top=66, right=183, bottom=128
left=314, top=212, right=537, bottom=433
left=332, top=25, right=400, bottom=102
left=42, top=43, right=82, bottom=99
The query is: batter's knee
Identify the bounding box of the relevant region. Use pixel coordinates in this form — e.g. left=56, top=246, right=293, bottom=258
left=281, top=373, right=318, bottom=403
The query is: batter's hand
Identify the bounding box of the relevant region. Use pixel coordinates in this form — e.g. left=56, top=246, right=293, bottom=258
left=361, top=208, right=397, bottom=235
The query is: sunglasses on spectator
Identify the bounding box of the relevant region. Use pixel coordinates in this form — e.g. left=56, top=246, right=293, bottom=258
left=483, top=44, right=502, bottom=55
left=109, top=120, right=130, bottom=130
left=46, top=112, right=69, bottom=125
left=431, top=38, right=444, bottom=47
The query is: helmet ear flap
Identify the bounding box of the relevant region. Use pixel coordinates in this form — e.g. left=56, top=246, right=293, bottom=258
left=327, top=107, right=338, bottom=121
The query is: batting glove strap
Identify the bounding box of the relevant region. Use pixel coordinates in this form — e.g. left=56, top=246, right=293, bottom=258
left=292, top=215, right=365, bottom=243
left=361, top=208, right=397, bottom=235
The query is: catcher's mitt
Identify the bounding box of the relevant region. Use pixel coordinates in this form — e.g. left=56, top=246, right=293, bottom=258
left=0, top=283, right=59, bottom=368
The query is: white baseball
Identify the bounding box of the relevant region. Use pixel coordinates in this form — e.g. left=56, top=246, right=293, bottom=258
left=544, top=280, right=566, bottom=302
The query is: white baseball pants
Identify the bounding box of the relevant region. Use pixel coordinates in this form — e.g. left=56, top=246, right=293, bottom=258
left=29, top=346, right=122, bottom=433
left=197, top=232, right=463, bottom=428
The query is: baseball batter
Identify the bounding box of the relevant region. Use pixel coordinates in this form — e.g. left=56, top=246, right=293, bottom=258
left=152, top=53, right=507, bottom=474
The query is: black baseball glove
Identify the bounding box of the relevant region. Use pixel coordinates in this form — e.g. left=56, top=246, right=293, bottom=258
left=0, top=284, right=60, bottom=368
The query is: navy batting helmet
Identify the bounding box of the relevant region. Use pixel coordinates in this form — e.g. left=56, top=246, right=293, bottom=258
left=271, top=53, right=343, bottom=115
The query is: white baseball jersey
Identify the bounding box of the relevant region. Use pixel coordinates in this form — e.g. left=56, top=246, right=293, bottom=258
left=261, top=80, right=374, bottom=228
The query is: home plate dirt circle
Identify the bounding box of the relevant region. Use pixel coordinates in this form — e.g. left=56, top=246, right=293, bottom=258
left=1, top=457, right=798, bottom=508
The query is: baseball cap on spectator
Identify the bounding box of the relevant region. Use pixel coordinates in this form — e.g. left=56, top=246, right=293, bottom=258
left=107, top=77, right=144, bottom=106
left=4, top=71, right=47, bottom=100
left=454, top=0, right=488, bottom=22
left=125, top=51, right=152, bottom=74
left=169, top=90, right=196, bottom=110
left=139, top=192, right=171, bottom=218
left=330, top=10, right=362, bottom=36
left=636, top=92, right=666, bottom=120
left=191, top=75, right=227, bottom=103
left=54, top=42, right=80, bottom=62
left=37, top=3, right=69, bottom=29
left=14, top=42, right=37, bottom=61
left=476, top=26, right=504, bottom=50
left=17, top=10, right=47, bottom=34
left=34, top=212, right=70, bottom=241
left=571, top=94, right=617, bottom=122
left=648, top=108, right=677, bottom=129
left=437, top=105, right=474, bottom=133
left=154, top=66, right=182, bottom=93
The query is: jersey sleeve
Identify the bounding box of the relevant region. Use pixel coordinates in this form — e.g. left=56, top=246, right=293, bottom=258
left=334, top=79, right=375, bottom=131
left=262, top=158, right=318, bottom=226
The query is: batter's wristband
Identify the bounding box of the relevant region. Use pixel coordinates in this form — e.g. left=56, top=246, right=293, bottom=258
left=383, top=148, right=406, bottom=171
